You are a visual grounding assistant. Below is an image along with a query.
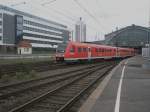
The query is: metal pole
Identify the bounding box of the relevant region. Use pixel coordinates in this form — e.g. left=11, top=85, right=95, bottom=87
left=149, top=31, right=150, bottom=58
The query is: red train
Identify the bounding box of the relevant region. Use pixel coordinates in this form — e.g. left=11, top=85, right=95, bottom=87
left=56, top=41, right=135, bottom=62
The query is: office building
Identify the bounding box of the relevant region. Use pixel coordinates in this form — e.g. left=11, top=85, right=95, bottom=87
left=0, top=5, right=70, bottom=54
left=75, top=17, right=86, bottom=42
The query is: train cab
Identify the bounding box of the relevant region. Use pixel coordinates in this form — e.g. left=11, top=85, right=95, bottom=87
left=55, top=42, right=67, bottom=62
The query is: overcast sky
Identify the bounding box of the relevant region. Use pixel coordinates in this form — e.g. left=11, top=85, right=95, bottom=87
left=0, top=0, right=149, bottom=41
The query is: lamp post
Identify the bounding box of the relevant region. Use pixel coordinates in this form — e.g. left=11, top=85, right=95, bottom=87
left=147, top=28, right=150, bottom=57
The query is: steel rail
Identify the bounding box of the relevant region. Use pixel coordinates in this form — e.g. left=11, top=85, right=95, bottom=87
left=8, top=65, right=108, bottom=112
left=0, top=63, right=104, bottom=90
left=0, top=64, right=106, bottom=99
left=57, top=65, right=114, bottom=112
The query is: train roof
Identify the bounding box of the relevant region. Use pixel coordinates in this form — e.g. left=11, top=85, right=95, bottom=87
left=68, top=41, right=134, bottom=50
left=69, top=41, right=117, bottom=49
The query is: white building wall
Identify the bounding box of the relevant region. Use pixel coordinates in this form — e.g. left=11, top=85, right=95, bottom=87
left=75, top=18, right=86, bottom=42
left=23, top=30, right=62, bottom=39
left=0, top=5, right=69, bottom=54
left=18, top=47, right=32, bottom=54
left=23, top=16, right=67, bottom=30
left=23, top=36, right=62, bottom=43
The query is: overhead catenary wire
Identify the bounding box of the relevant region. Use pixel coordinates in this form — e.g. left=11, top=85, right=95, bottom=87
left=95, top=0, right=112, bottom=28
left=73, top=0, right=108, bottom=33
left=41, top=0, right=57, bottom=6
left=10, top=0, right=104, bottom=40
left=41, top=0, right=103, bottom=34
left=11, top=0, right=75, bottom=27
left=32, top=0, right=105, bottom=36
left=41, top=4, right=77, bottom=22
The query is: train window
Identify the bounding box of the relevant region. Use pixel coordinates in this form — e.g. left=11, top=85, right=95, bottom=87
left=83, top=48, right=87, bottom=52
left=57, top=43, right=67, bottom=53
left=70, top=46, right=75, bottom=53
left=96, top=48, right=98, bottom=52
left=78, top=47, right=82, bottom=52
left=88, top=48, right=91, bottom=52
left=102, top=49, right=104, bottom=52
left=99, top=48, right=101, bottom=52
left=81, top=48, right=83, bottom=52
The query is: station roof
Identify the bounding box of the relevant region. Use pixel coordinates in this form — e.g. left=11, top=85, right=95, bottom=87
left=104, top=25, right=150, bottom=48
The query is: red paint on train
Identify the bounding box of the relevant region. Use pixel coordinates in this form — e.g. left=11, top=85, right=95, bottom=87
left=56, top=41, right=135, bottom=62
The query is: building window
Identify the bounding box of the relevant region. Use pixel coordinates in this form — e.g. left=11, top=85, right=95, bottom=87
left=0, top=14, right=2, bottom=18
left=17, top=24, right=23, bottom=30
left=16, top=15, right=23, bottom=41
left=24, top=48, right=29, bottom=52
left=17, top=16, right=23, bottom=24
left=0, top=36, right=2, bottom=40
left=17, top=30, right=23, bottom=37
left=23, top=20, right=62, bottom=33
left=23, top=26, right=61, bottom=36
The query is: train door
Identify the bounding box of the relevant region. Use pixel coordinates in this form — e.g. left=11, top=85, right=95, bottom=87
left=116, top=48, right=119, bottom=57
left=88, top=47, right=91, bottom=60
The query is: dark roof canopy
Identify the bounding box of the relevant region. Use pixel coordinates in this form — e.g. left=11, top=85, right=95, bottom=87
left=104, top=25, right=150, bottom=48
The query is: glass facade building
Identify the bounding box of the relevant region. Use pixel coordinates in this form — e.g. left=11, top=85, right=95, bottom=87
left=0, top=5, right=70, bottom=54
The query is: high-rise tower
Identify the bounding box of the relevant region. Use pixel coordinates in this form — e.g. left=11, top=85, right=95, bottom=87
left=75, top=17, right=86, bottom=42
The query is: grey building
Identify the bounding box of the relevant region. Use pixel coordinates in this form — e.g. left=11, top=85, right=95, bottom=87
left=75, top=17, right=86, bottom=42
left=0, top=5, right=70, bottom=54
left=104, top=24, right=150, bottom=53
left=89, top=25, right=150, bottom=54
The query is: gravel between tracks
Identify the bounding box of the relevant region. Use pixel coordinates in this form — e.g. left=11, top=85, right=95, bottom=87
left=20, top=65, right=113, bottom=112
left=0, top=63, right=111, bottom=112
left=0, top=63, right=100, bottom=86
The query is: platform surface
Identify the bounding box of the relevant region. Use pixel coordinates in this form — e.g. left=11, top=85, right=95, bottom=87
left=79, top=56, right=150, bottom=112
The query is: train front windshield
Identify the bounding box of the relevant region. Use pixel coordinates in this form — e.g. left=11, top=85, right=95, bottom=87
left=57, top=43, right=67, bottom=53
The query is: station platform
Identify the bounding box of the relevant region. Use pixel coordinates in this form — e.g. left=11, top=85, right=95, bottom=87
left=79, top=55, right=150, bottom=112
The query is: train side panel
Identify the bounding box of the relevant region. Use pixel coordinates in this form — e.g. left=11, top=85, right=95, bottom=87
left=57, top=42, right=136, bottom=62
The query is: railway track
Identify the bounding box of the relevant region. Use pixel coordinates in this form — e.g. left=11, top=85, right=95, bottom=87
left=0, top=62, right=117, bottom=112
left=0, top=63, right=104, bottom=98
left=0, top=61, right=73, bottom=77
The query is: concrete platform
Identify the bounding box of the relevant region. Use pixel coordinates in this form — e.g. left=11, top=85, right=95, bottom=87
left=79, top=56, right=150, bottom=112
